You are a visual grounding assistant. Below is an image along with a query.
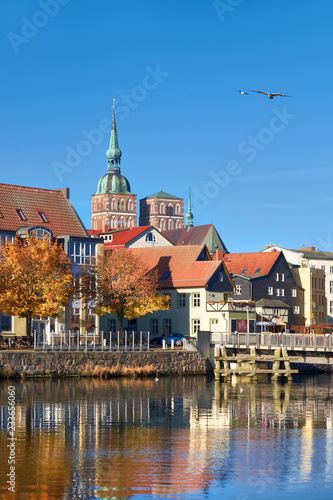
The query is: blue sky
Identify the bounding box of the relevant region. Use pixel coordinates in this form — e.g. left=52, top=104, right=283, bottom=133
left=1, top=0, right=333, bottom=253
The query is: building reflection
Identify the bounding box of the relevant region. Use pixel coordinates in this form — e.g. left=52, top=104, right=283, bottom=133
left=0, top=375, right=333, bottom=499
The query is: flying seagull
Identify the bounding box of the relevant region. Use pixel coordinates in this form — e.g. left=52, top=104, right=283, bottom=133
left=251, top=90, right=290, bottom=99
left=237, top=90, right=248, bottom=95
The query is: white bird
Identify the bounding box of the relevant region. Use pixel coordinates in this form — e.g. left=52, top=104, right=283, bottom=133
left=251, top=90, right=290, bottom=99
left=237, top=90, right=248, bottom=95
left=240, top=388, right=244, bottom=393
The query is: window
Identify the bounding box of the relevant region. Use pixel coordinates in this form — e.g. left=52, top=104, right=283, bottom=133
left=235, top=285, right=242, bottom=295
left=108, top=319, right=116, bottom=333
left=231, top=319, right=237, bottom=332
left=281, top=274, right=285, bottom=282
left=118, top=199, right=125, bottom=211
left=321, top=265, right=325, bottom=271
left=163, top=319, right=172, bottom=334
left=86, top=309, right=96, bottom=333
left=293, top=306, right=300, bottom=314
left=276, top=288, right=280, bottom=296
left=126, top=217, right=133, bottom=228
left=193, top=293, right=200, bottom=307
left=37, top=211, right=48, bottom=223
left=219, top=272, right=224, bottom=282
left=166, top=204, right=173, bottom=216
left=159, top=219, right=165, bottom=231
left=330, top=281, right=333, bottom=294
left=110, top=216, right=116, bottom=229
left=161, top=271, right=171, bottom=279
left=69, top=308, right=80, bottom=333
left=210, top=319, right=218, bottom=332
left=151, top=319, right=158, bottom=335
left=192, top=319, right=200, bottom=335
left=254, top=268, right=261, bottom=274
left=268, top=286, right=273, bottom=295
left=178, top=293, right=186, bottom=308
left=127, top=199, right=133, bottom=212
left=110, top=198, right=116, bottom=210
left=175, top=204, right=180, bottom=216
left=280, top=289, right=285, bottom=297
left=330, top=302, right=333, bottom=315
left=145, top=233, right=156, bottom=242
left=275, top=273, right=279, bottom=281
left=330, top=266, right=333, bottom=273
left=273, top=308, right=280, bottom=315
left=68, top=241, right=96, bottom=265
left=159, top=203, right=165, bottom=215
left=241, top=269, right=247, bottom=274
left=29, top=227, right=52, bottom=240
left=0, top=313, right=12, bottom=332
left=15, top=209, right=26, bottom=220
left=167, top=219, right=173, bottom=230
left=292, top=289, right=297, bottom=297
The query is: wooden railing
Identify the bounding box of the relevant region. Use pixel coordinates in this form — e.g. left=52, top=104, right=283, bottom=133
left=212, top=332, right=333, bottom=351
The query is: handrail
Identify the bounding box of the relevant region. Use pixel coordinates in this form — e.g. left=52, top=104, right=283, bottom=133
left=212, top=332, right=333, bottom=350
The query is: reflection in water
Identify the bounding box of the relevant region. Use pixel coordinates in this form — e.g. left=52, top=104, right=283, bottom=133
left=0, top=375, right=333, bottom=499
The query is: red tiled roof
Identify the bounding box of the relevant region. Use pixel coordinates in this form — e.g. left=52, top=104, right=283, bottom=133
left=129, top=245, right=222, bottom=288
left=103, top=226, right=153, bottom=247
left=224, top=251, right=280, bottom=277
left=162, top=224, right=213, bottom=246
left=0, top=183, right=88, bottom=238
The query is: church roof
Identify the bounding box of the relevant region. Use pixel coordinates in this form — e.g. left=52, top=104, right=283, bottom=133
left=95, top=172, right=133, bottom=195
left=145, top=190, right=181, bottom=200
left=0, top=184, right=88, bottom=237
left=162, top=224, right=228, bottom=253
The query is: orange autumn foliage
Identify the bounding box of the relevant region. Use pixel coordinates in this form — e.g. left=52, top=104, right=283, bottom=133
left=0, top=235, right=74, bottom=345
left=81, top=248, right=170, bottom=331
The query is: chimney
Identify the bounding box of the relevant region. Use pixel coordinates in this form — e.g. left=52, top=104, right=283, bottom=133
left=214, top=250, right=224, bottom=261
left=301, top=246, right=315, bottom=251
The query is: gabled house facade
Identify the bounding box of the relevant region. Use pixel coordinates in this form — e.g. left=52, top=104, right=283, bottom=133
left=223, top=251, right=305, bottom=328
left=0, top=183, right=103, bottom=339
left=99, top=245, right=235, bottom=337
left=263, top=244, right=328, bottom=324
left=88, top=225, right=173, bottom=249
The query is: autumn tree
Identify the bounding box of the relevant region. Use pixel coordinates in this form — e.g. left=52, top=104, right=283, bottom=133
left=0, top=235, right=74, bottom=347
left=81, top=248, right=170, bottom=332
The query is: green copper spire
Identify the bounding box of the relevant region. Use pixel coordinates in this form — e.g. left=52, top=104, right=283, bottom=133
left=106, top=104, right=122, bottom=171
left=185, top=188, right=194, bottom=230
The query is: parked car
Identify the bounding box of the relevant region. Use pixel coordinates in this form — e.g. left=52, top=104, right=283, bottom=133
left=150, top=333, right=185, bottom=346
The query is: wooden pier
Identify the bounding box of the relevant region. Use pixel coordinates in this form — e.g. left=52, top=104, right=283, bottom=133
left=214, top=346, right=298, bottom=382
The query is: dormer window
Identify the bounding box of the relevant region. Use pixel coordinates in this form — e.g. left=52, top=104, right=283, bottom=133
left=37, top=211, right=48, bottom=223
left=241, top=269, right=247, bottom=274
left=146, top=233, right=156, bottom=243
left=255, top=268, right=261, bottom=274
left=15, top=209, right=26, bottom=221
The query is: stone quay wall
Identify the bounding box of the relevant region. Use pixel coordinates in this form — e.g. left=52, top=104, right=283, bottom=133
left=0, top=351, right=213, bottom=379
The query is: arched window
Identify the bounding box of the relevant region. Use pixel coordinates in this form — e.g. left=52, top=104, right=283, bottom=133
left=127, top=217, right=133, bottom=228
left=175, top=204, right=180, bottom=216
left=159, top=219, right=165, bottom=231
left=118, top=199, right=125, bottom=211
left=145, top=233, right=156, bottom=242
left=166, top=204, right=173, bottom=216
left=127, top=199, right=133, bottom=212
left=110, top=198, right=116, bottom=211
left=159, top=203, right=165, bottom=215
left=176, top=220, right=181, bottom=229
left=167, top=219, right=173, bottom=230
left=110, top=216, right=116, bottom=229
left=118, top=216, right=125, bottom=228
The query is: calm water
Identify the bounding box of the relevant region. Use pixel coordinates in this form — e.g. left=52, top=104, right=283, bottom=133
left=0, top=374, right=333, bottom=500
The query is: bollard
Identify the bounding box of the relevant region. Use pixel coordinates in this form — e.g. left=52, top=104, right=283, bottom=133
left=162, top=339, right=166, bottom=350
left=171, top=339, right=174, bottom=350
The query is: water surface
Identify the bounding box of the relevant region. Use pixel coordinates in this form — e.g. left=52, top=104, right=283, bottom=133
left=1, top=374, right=333, bottom=499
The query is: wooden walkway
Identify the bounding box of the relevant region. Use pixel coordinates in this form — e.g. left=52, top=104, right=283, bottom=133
left=214, top=346, right=298, bottom=382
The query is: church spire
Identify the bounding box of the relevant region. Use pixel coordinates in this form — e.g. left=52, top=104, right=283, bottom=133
left=185, top=188, right=194, bottom=230
left=106, top=100, right=122, bottom=172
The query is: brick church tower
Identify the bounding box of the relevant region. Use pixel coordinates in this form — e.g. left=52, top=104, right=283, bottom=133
left=91, top=107, right=137, bottom=231
left=139, top=190, right=184, bottom=230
